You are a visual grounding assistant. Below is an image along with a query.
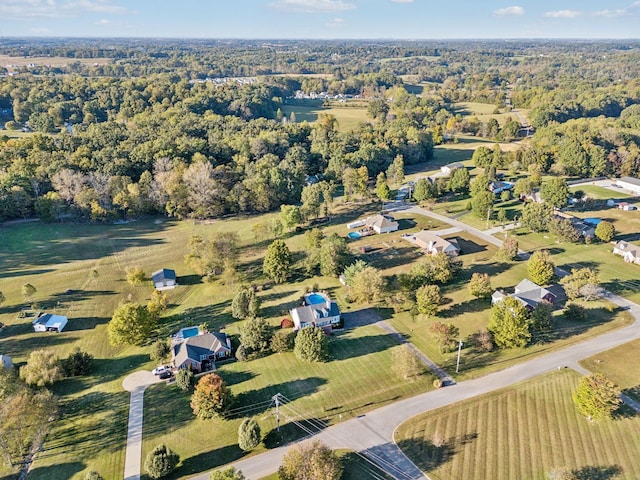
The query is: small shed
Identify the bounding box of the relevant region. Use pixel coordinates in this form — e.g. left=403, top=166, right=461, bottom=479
left=32, top=313, right=68, bottom=332
left=152, top=268, right=177, bottom=290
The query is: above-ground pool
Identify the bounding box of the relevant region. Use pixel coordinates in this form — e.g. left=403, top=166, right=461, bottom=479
left=348, top=231, right=362, bottom=240
left=305, top=293, right=327, bottom=305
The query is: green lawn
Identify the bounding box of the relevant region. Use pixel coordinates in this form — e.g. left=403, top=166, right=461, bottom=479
left=453, top=102, right=531, bottom=127
left=570, top=185, right=633, bottom=200
left=581, top=339, right=640, bottom=403
left=281, top=102, right=369, bottom=132
left=141, top=324, right=434, bottom=478
left=395, top=369, right=640, bottom=480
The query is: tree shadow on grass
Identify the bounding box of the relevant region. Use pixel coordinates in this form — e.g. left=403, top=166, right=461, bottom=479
left=538, top=306, right=619, bottom=344
left=217, top=369, right=257, bottom=387
left=177, top=274, right=202, bottom=286
left=0, top=329, right=76, bottom=357
left=396, top=432, right=477, bottom=471
left=171, top=444, right=245, bottom=478
left=571, top=465, right=623, bottom=480
left=263, top=417, right=329, bottom=449
left=0, top=267, right=55, bottom=279
left=64, top=316, right=109, bottom=331
left=329, top=333, right=395, bottom=362
left=24, top=461, right=85, bottom=480
left=439, top=298, right=491, bottom=318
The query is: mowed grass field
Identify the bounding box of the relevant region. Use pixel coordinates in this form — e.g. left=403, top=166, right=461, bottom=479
left=281, top=103, right=369, bottom=131
left=395, top=369, right=640, bottom=480
left=581, top=339, right=640, bottom=402
left=141, top=325, right=433, bottom=478
left=453, top=101, right=530, bottom=127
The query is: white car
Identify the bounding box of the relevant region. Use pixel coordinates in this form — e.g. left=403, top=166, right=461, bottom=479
left=152, top=365, right=171, bottom=376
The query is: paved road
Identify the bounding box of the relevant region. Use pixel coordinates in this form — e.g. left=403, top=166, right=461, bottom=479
left=122, top=371, right=162, bottom=480
left=195, top=291, right=640, bottom=480
left=191, top=203, right=640, bottom=480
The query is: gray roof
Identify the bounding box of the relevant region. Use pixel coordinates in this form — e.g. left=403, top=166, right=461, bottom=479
left=614, top=240, right=640, bottom=257
left=173, top=332, right=230, bottom=367
left=365, top=214, right=398, bottom=230
left=152, top=268, right=176, bottom=283
left=291, top=301, right=340, bottom=325
left=443, top=162, right=464, bottom=170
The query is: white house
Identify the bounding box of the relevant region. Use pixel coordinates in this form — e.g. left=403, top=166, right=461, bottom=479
left=290, top=292, right=341, bottom=330
left=363, top=214, right=399, bottom=234
left=32, top=313, right=68, bottom=332
left=613, top=240, right=640, bottom=264
left=406, top=230, right=460, bottom=256
left=152, top=268, right=177, bottom=290
left=441, top=162, right=464, bottom=175
left=616, top=176, right=640, bottom=194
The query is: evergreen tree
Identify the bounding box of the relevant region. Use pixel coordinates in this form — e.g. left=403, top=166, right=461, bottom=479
left=263, top=240, right=292, bottom=284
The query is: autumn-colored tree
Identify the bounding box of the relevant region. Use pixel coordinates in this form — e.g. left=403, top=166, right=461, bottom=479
left=468, top=272, right=492, bottom=299
left=278, top=440, right=342, bottom=480
left=190, top=373, right=233, bottom=419
left=527, top=250, right=555, bottom=285
left=429, top=322, right=459, bottom=353
left=572, top=373, right=621, bottom=420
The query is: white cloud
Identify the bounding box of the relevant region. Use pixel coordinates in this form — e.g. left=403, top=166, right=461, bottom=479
left=493, top=6, right=524, bottom=17
left=595, top=1, right=640, bottom=17
left=544, top=10, right=581, bottom=18
left=268, top=0, right=356, bottom=13
left=95, top=18, right=111, bottom=25
left=391, top=0, right=416, bottom=3
left=0, top=0, right=132, bottom=19
left=326, top=17, right=346, bottom=27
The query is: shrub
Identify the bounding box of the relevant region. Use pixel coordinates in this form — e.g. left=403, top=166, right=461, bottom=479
left=470, top=330, right=494, bottom=352
left=144, top=444, right=180, bottom=479
left=85, top=472, right=104, bottom=480
left=210, top=467, right=246, bottom=480
left=239, top=317, right=272, bottom=354
left=271, top=329, right=295, bottom=353
left=175, top=368, right=195, bottom=392
left=125, top=266, right=146, bottom=286
left=150, top=339, right=171, bottom=362
left=433, top=379, right=443, bottom=389
left=235, top=345, right=248, bottom=362
left=280, top=318, right=294, bottom=329
left=62, top=348, right=93, bottom=377
left=564, top=303, right=586, bottom=322
left=237, top=418, right=261, bottom=452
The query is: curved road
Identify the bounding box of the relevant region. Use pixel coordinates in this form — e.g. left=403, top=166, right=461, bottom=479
left=190, top=204, right=640, bottom=480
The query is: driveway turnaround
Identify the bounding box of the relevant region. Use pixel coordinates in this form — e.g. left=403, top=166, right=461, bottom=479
left=191, top=292, right=640, bottom=480
left=122, top=371, right=162, bottom=480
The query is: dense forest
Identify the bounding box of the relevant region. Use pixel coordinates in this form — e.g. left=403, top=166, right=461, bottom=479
left=1, top=39, right=640, bottom=222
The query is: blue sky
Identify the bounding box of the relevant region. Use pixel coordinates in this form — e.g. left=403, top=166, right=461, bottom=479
left=1, top=0, right=640, bottom=39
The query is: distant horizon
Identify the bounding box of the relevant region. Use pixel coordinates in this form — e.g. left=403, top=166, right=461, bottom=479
left=1, top=0, right=640, bottom=40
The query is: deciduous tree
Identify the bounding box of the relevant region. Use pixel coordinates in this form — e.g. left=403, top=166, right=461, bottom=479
left=278, top=440, right=342, bottom=480
left=263, top=239, right=292, bottom=284
left=125, top=266, right=146, bottom=285
left=561, top=268, right=601, bottom=301
left=468, top=272, right=492, bottom=299
left=191, top=373, right=232, bottom=419
left=239, top=317, right=272, bottom=354
left=350, top=266, right=385, bottom=304
left=280, top=205, right=302, bottom=231
left=497, top=237, right=519, bottom=261
left=527, top=250, right=555, bottom=285
left=392, top=345, right=424, bottom=381
left=210, top=467, right=246, bottom=480
left=108, top=302, right=156, bottom=346
left=521, top=202, right=554, bottom=233
left=595, top=221, right=615, bottom=242
left=488, top=297, right=531, bottom=348
left=572, top=373, right=621, bottom=420
left=294, top=327, right=328, bottom=362
left=319, top=233, right=351, bottom=277
left=416, top=285, right=441, bottom=316
left=19, top=350, right=63, bottom=387
left=540, top=178, right=570, bottom=209
left=429, top=322, right=460, bottom=353
left=231, top=288, right=260, bottom=319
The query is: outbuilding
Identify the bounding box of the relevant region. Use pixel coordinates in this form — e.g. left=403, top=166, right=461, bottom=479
left=32, top=313, right=68, bottom=332
left=152, top=268, right=177, bottom=290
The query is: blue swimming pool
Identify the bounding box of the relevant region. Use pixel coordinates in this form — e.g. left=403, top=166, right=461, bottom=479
left=181, top=326, right=200, bottom=339
left=306, top=293, right=326, bottom=305
left=348, top=231, right=362, bottom=240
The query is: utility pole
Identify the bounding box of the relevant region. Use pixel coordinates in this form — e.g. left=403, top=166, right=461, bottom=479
left=486, top=206, right=492, bottom=230
left=273, top=393, right=280, bottom=432
left=456, top=340, right=463, bottom=374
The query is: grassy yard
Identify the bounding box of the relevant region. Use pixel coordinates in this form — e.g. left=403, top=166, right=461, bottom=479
left=395, top=369, right=640, bottom=480
left=581, top=339, right=640, bottom=403
left=141, top=324, right=433, bottom=478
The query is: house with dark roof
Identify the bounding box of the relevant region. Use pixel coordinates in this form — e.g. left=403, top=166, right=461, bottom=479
left=171, top=330, right=231, bottom=372
left=152, top=268, right=177, bottom=290
left=491, top=279, right=557, bottom=311
left=613, top=240, right=640, bottom=265
left=290, top=292, right=341, bottom=330
left=489, top=180, right=514, bottom=194
left=32, top=313, right=68, bottom=332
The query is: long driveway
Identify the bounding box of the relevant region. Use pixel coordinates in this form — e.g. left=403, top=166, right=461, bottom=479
left=193, top=204, right=640, bottom=480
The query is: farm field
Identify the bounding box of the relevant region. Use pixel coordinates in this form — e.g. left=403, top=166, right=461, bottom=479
left=581, top=339, right=640, bottom=402
left=395, top=369, right=640, bottom=480
left=0, top=54, right=112, bottom=69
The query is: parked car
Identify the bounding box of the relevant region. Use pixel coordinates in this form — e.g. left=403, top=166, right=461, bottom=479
left=159, top=370, right=174, bottom=380
left=152, top=365, right=171, bottom=375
